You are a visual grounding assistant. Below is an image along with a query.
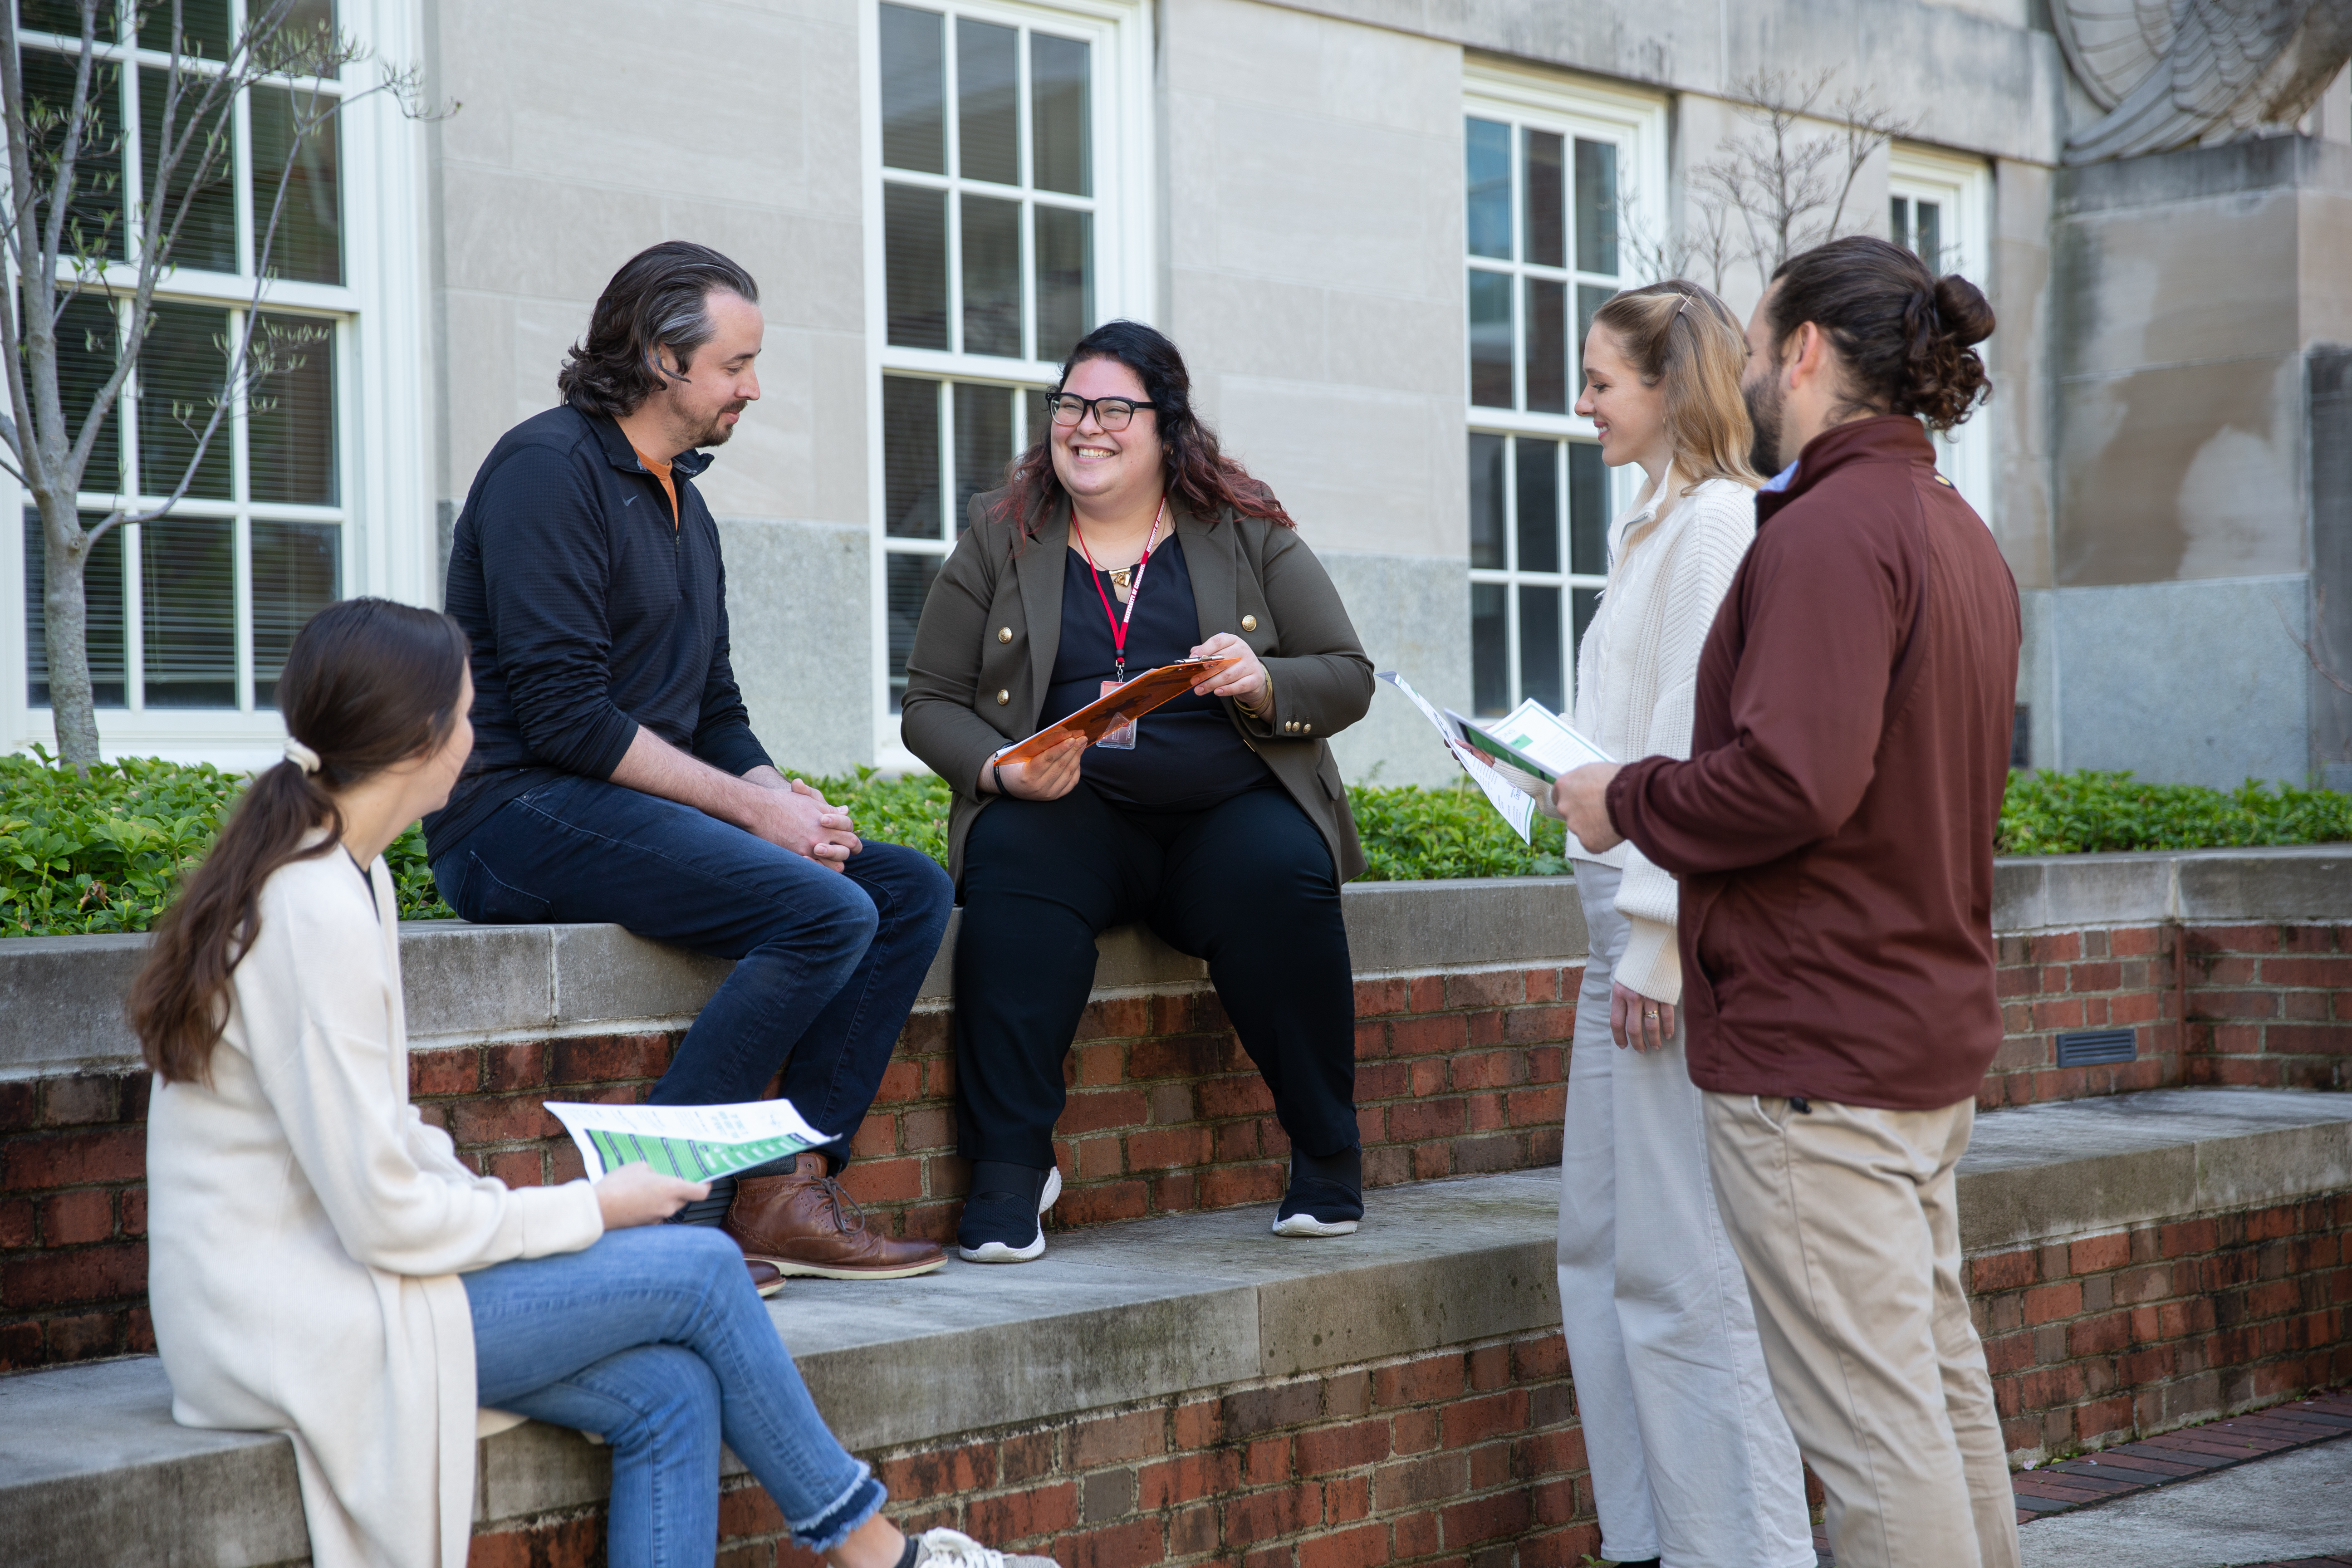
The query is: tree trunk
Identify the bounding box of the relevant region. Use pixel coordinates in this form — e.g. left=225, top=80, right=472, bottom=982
left=38, top=497, right=105, bottom=772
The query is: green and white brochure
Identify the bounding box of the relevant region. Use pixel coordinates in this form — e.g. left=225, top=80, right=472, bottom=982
left=545, top=1098, right=834, bottom=1182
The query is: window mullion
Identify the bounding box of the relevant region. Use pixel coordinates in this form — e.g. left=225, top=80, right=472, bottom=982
left=230, top=306, right=252, bottom=711
left=119, top=37, right=145, bottom=271
left=123, top=521, right=144, bottom=710
left=935, top=378, right=952, bottom=544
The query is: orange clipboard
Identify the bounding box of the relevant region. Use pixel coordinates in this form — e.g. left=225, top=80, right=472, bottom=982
left=994, top=656, right=1244, bottom=767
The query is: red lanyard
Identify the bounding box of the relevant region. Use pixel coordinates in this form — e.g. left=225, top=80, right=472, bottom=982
left=1073, top=500, right=1163, bottom=682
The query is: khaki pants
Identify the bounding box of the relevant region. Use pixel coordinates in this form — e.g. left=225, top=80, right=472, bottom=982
left=1701, top=1093, right=2021, bottom=1568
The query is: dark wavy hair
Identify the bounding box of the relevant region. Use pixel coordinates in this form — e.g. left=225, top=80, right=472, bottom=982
left=129, top=599, right=471, bottom=1086
left=556, top=241, right=762, bottom=418
left=1764, top=235, right=1996, bottom=432
left=996, top=320, right=1295, bottom=534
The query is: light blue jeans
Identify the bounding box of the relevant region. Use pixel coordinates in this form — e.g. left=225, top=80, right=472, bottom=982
left=466, top=1225, right=885, bottom=1568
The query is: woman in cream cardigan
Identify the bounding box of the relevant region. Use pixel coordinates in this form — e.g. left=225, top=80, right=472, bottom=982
left=1548, top=282, right=1814, bottom=1568
left=133, top=598, right=1052, bottom=1568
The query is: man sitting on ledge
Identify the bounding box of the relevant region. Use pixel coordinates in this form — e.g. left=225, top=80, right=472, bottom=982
left=426, top=240, right=954, bottom=1286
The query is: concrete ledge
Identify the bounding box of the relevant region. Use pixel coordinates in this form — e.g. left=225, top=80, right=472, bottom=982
left=1988, top=843, right=2352, bottom=932
left=6, top=1085, right=2346, bottom=1565
left=1954, top=1087, right=2352, bottom=1251
left=6, top=844, right=2347, bottom=1077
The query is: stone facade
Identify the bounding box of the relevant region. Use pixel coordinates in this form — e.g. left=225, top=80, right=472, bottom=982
left=15, top=0, right=2347, bottom=786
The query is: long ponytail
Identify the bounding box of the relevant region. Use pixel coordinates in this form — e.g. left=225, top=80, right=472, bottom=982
left=130, top=598, right=470, bottom=1084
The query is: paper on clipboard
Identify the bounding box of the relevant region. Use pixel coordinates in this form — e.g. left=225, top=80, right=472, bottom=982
left=544, top=1098, right=836, bottom=1183
left=1377, top=671, right=1536, bottom=843
left=995, top=655, right=1243, bottom=766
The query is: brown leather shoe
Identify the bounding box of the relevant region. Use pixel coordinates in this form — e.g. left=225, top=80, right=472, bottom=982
left=725, top=1154, right=948, bottom=1280
left=746, top=1259, right=786, bottom=1297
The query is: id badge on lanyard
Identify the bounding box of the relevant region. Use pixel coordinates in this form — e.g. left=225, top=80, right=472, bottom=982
left=1097, top=680, right=1138, bottom=750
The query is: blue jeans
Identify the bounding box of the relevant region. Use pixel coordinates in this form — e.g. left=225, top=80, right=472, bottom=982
left=432, top=774, right=954, bottom=1169
left=467, top=1225, right=885, bottom=1568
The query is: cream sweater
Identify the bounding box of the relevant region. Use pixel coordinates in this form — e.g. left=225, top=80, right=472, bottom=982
left=147, top=846, right=604, bottom=1568
left=1570, top=467, right=1758, bottom=1004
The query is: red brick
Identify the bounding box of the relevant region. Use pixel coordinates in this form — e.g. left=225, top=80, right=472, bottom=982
left=1442, top=1390, right=1529, bottom=1448
left=447, top=1096, right=561, bottom=1147
left=2024, top=1282, right=2083, bottom=1325
left=3, top=1126, right=145, bottom=1191
left=1073, top=1410, right=1164, bottom=1468
left=1001, top=1430, right=1061, bottom=1485
left=2070, top=1233, right=2132, bottom=1275
left=841, top=1156, right=924, bottom=1205
left=481, top=1149, right=544, bottom=1189
left=39, top=1075, right=124, bottom=1127
left=551, top=1033, right=673, bottom=1085
left=1295, top=1418, right=1392, bottom=1476
left=1138, top=1450, right=1241, bottom=1510
left=0, top=1240, right=145, bottom=1308
left=37, top=1189, right=114, bottom=1247
left=1063, top=1519, right=1164, bottom=1568
left=1223, top=1483, right=1319, bottom=1545
left=1374, top=1355, right=1465, bottom=1408
left=1298, top=1522, right=1388, bottom=1568
left=409, top=1047, right=479, bottom=1098
left=1439, top=1490, right=1532, bottom=1547
left=1390, top=1014, right=1470, bottom=1057
left=1972, top=1249, right=2038, bottom=1293
left=485, top=1040, right=551, bottom=1093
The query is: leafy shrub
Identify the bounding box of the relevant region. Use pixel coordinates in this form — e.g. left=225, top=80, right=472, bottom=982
left=5, top=755, right=2347, bottom=940
left=1995, top=769, right=2352, bottom=857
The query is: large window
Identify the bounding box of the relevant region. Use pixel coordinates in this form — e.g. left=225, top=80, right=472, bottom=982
left=14, top=1, right=359, bottom=720
left=1462, top=70, right=1660, bottom=717
left=871, top=0, right=1139, bottom=728
left=1888, top=144, right=1995, bottom=514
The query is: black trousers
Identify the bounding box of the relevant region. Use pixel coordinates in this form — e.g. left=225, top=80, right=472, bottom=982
left=953, top=780, right=1359, bottom=1170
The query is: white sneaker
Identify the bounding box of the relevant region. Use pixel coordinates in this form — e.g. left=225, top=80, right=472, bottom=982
left=1270, top=1212, right=1359, bottom=1238
left=959, top=1166, right=1062, bottom=1264
left=911, top=1525, right=1058, bottom=1568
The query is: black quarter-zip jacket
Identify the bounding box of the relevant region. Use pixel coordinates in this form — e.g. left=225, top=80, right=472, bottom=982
left=424, top=405, right=772, bottom=862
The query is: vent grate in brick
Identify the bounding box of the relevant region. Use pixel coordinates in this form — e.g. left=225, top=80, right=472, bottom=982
left=2055, top=1028, right=2136, bottom=1067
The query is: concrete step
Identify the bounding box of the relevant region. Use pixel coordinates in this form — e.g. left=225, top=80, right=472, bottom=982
left=1, top=1086, right=2344, bottom=1567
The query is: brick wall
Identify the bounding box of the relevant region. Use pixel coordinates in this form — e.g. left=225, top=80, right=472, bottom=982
left=4, top=921, right=2347, bottom=1373
left=1969, top=1192, right=2352, bottom=1462
left=468, top=1331, right=1597, bottom=1568
left=1982, top=920, right=2352, bottom=1108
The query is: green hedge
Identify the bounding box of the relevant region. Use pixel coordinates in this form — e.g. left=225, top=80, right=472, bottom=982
left=3, top=752, right=2346, bottom=939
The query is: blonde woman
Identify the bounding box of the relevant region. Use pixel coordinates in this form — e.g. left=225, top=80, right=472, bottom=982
left=1548, top=282, right=1814, bottom=1568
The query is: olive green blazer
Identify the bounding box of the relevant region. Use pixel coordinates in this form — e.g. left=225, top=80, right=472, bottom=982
left=900, top=490, right=1376, bottom=885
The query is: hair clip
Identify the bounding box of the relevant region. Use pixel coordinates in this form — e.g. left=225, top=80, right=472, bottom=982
left=283, top=738, right=321, bottom=776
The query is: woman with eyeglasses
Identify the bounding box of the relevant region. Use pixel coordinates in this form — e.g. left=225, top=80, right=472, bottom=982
left=902, top=320, right=1376, bottom=1262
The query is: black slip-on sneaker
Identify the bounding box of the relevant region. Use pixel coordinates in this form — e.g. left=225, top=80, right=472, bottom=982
left=1273, top=1145, right=1363, bottom=1237
left=957, top=1161, right=1063, bottom=1263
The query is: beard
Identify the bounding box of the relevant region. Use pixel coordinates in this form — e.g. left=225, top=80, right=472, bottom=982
left=1742, top=368, right=1785, bottom=477
left=691, top=403, right=748, bottom=448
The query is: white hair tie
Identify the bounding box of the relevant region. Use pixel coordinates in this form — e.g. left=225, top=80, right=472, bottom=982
left=283, top=738, right=321, bottom=775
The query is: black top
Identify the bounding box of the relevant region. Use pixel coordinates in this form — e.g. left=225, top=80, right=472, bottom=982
left=424, top=406, right=772, bottom=861
left=1039, top=535, right=1271, bottom=812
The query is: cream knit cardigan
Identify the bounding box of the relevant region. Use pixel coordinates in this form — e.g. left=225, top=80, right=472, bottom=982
left=1570, top=467, right=1758, bottom=1004
left=147, top=845, right=605, bottom=1568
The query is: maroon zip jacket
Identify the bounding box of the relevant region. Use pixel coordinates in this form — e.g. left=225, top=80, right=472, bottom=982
left=1604, top=416, right=2022, bottom=1109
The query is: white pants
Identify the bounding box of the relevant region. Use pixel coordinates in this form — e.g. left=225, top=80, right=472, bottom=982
left=1702, top=1092, right=2021, bottom=1568
left=1557, top=864, right=1815, bottom=1568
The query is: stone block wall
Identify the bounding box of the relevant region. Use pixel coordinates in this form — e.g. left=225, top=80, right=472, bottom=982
left=468, top=1331, right=1600, bottom=1568
left=1969, top=1193, right=2352, bottom=1459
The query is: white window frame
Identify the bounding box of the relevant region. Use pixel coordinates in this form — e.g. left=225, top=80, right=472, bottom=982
left=1462, top=63, right=1665, bottom=715
left=1887, top=142, right=1995, bottom=519
left=860, top=0, right=1153, bottom=770
left=0, top=0, right=430, bottom=770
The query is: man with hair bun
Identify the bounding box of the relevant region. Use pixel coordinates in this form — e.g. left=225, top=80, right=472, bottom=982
left=428, top=241, right=955, bottom=1288
left=1555, top=235, right=2022, bottom=1568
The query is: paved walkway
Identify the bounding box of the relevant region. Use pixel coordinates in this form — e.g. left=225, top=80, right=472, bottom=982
left=1803, top=1390, right=2352, bottom=1567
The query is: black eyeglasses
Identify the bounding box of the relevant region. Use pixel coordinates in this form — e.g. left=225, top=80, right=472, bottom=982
left=1046, top=393, right=1157, bottom=431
